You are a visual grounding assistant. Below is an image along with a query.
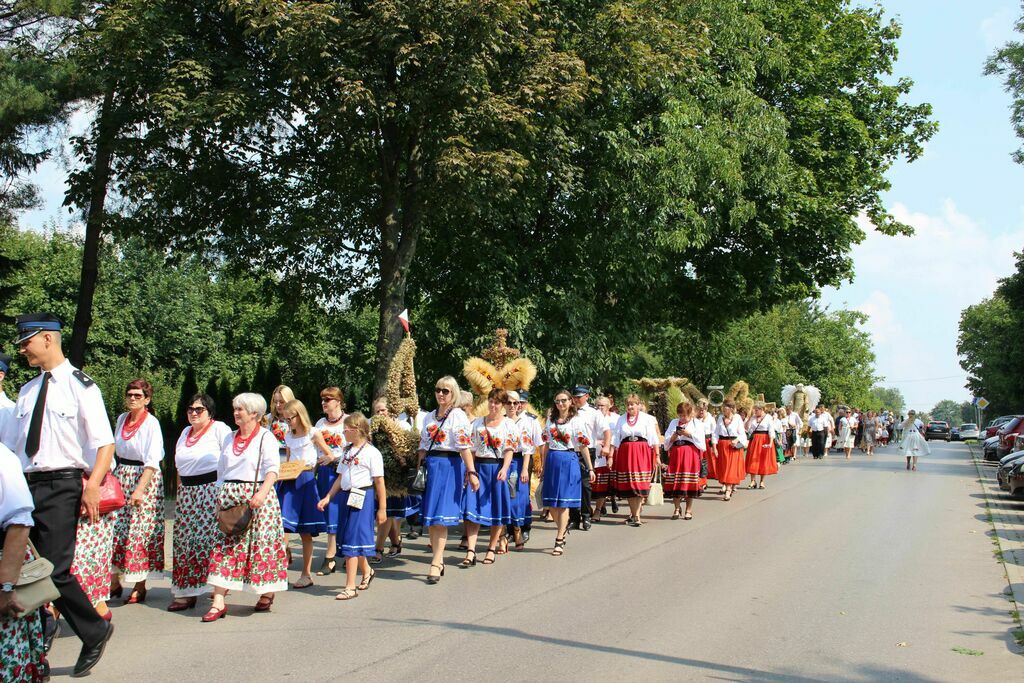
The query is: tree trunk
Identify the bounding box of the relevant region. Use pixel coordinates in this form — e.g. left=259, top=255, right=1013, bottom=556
left=68, top=87, right=116, bottom=367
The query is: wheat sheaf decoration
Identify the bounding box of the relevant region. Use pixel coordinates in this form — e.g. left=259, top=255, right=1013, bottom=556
left=462, top=329, right=538, bottom=417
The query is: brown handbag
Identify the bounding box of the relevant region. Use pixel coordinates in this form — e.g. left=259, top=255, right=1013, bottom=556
left=216, top=433, right=265, bottom=536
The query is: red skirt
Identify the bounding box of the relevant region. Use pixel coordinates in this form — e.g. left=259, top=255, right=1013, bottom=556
left=745, top=432, right=779, bottom=475
left=612, top=440, right=654, bottom=497
left=716, top=440, right=747, bottom=485
left=704, top=437, right=718, bottom=481
left=592, top=466, right=612, bottom=496
left=664, top=443, right=702, bottom=498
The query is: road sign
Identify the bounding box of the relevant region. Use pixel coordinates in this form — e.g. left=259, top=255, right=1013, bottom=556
left=975, top=397, right=989, bottom=410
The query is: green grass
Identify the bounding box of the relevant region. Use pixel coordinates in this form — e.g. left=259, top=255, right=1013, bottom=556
left=951, top=646, right=984, bottom=656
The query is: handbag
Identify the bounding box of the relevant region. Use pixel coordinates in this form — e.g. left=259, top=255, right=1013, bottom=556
left=699, top=455, right=709, bottom=479
left=216, top=433, right=266, bottom=536
left=79, top=472, right=126, bottom=517
left=408, top=410, right=452, bottom=495
left=646, top=463, right=665, bottom=506
left=15, top=539, right=60, bottom=615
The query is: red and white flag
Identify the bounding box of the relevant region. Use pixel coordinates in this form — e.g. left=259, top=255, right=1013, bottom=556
left=398, top=309, right=410, bottom=333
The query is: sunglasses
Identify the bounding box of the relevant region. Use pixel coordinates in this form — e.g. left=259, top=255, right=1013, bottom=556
left=554, top=398, right=570, bottom=404
left=321, top=397, right=337, bottom=403
left=126, top=393, right=146, bottom=399
left=185, top=406, right=206, bottom=414
left=435, top=388, right=451, bottom=395
left=503, top=401, right=521, bottom=406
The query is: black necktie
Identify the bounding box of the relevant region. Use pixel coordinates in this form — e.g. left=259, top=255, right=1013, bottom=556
left=25, top=371, right=51, bottom=457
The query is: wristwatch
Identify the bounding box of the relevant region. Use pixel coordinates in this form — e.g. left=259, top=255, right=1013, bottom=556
left=1, top=582, right=14, bottom=593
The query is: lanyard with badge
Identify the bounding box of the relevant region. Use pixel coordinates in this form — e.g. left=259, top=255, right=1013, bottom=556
left=342, top=443, right=368, bottom=509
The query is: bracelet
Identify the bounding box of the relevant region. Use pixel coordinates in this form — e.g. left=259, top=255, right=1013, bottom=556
left=468, top=471, right=479, bottom=477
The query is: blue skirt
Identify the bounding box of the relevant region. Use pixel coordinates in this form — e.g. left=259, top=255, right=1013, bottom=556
left=421, top=454, right=466, bottom=527
left=386, top=495, right=421, bottom=518
left=510, top=455, right=531, bottom=527
left=337, top=488, right=378, bottom=558
left=277, top=470, right=326, bottom=535
left=463, top=459, right=512, bottom=526
left=543, top=449, right=582, bottom=508
left=316, top=466, right=342, bottom=534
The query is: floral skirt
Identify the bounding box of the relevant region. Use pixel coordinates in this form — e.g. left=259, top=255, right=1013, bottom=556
left=208, top=482, right=289, bottom=594
left=171, top=481, right=218, bottom=598
left=111, top=464, right=165, bottom=582
left=71, top=512, right=116, bottom=605
left=612, top=441, right=654, bottom=498
left=0, top=546, right=45, bottom=683
left=745, top=432, right=779, bottom=476
left=664, top=443, right=703, bottom=497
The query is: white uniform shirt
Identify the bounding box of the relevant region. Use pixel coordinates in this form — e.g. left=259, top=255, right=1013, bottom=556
left=285, top=431, right=319, bottom=467
left=0, top=392, right=14, bottom=411
left=712, top=414, right=749, bottom=448
left=0, top=444, right=34, bottom=529
left=577, top=403, right=610, bottom=451
left=336, top=441, right=384, bottom=490
left=114, top=412, right=164, bottom=469
left=3, top=360, right=115, bottom=472
left=512, top=413, right=542, bottom=456
left=470, top=417, right=518, bottom=459
left=808, top=413, right=830, bottom=432
left=612, top=413, right=660, bottom=447
left=418, top=408, right=471, bottom=453
left=664, top=417, right=706, bottom=451
left=174, top=420, right=232, bottom=476
left=217, top=427, right=280, bottom=483
left=314, top=416, right=347, bottom=456
left=541, top=416, right=588, bottom=451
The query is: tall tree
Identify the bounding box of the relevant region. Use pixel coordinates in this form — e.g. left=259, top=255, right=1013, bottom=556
left=985, top=6, right=1024, bottom=163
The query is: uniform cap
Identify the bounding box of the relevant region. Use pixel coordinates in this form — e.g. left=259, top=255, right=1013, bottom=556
left=571, top=385, right=591, bottom=397
left=0, top=353, right=11, bottom=373
left=15, top=313, right=62, bottom=344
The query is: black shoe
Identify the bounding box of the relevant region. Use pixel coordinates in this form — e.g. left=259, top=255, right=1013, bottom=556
left=581, top=520, right=592, bottom=531
left=72, top=622, right=114, bottom=678
left=43, top=611, right=58, bottom=653
left=569, top=522, right=581, bottom=530
left=610, top=500, right=619, bottom=513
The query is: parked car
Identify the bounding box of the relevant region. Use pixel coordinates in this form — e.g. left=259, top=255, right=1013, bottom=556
left=997, top=451, right=1024, bottom=490
left=958, top=423, right=979, bottom=441
left=1008, top=462, right=1024, bottom=499
left=925, top=421, right=951, bottom=441
left=951, top=426, right=960, bottom=441
left=985, top=415, right=1017, bottom=439
left=997, top=417, right=1024, bottom=458
left=983, top=435, right=1001, bottom=461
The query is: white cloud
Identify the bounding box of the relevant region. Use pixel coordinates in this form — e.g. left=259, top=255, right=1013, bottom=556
left=822, top=199, right=1024, bottom=412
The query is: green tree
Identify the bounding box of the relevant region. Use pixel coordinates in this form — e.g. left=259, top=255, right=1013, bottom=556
left=931, top=399, right=966, bottom=425
left=870, top=386, right=906, bottom=414
left=958, top=290, right=1023, bottom=417
left=986, top=6, right=1024, bottom=163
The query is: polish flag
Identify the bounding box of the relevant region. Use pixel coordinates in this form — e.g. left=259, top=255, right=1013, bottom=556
left=398, top=309, right=410, bottom=333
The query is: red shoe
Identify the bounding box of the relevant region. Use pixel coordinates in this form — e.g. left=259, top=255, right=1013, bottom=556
left=201, top=606, right=227, bottom=622
left=167, top=597, right=197, bottom=612
left=125, top=585, right=147, bottom=604
left=99, top=610, right=113, bottom=622
left=254, top=594, right=274, bottom=612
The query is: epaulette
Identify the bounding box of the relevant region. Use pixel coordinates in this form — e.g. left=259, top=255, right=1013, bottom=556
left=72, top=369, right=95, bottom=388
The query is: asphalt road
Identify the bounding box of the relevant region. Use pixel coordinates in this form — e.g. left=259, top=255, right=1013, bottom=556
left=48, top=440, right=1018, bottom=681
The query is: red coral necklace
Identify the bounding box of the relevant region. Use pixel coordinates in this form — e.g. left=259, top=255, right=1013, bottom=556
left=232, top=426, right=260, bottom=456
left=185, top=420, right=213, bottom=448
left=121, top=411, right=146, bottom=441
left=626, top=413, right=639, bottom=427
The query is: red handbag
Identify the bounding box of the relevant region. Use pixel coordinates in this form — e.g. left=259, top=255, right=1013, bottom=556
left=80, top=472, right=127, bottom=517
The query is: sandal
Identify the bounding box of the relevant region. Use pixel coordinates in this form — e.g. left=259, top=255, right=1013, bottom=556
left=482, top=549, right=497, bottom=565
left=671, top=511, right=681, bottom=520
left=459, top=550, right=477, bottom=568
left=497, top=537, right=508, bottom=555
left=552, top=537, right=566, bottom=556
left=388, top=541, right=403, bottom=557
left=458, top=536, right=469, bottom=551
left=254, top=594, right=274, bottom=612
left=316, top=556, right=337, bottom=576
left=684, top=512, right=693, bottom=520
left=357, top=571, right=375, bottom=591
left=758, top=483, right=766, bottom=489
left=427, top=564, right=445, bottom=584
left=335, top=588, right=359, bottom=601
left=292, top=576, right=314, bottom=589
left=747, top=482, right=756, bottom=489
left=406, top=528, right=421, bottom=540
left=369, top=547, right=384, bottom=565
left=514, top=541, right=525, bottom=551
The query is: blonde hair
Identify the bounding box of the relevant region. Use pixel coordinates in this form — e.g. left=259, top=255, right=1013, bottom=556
left=434, top=375, right=461, bottom=407
left=344, top=411, right=371, bottom=440
left=282, top=399, right=313, bottom=435
left=271, top=385, right=296, bottom=418
left=459, top=390, right=474, bottom=411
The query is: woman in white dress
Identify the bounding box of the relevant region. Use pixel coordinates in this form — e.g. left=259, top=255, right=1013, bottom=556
left=836, top=409, right=855, bottom=459
left=900, top=410, right=930, bottom=471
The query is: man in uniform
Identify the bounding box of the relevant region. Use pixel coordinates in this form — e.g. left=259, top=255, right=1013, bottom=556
left=1, top=314, right=115, bottom=677
left=570, top=386, right=611, bottom=531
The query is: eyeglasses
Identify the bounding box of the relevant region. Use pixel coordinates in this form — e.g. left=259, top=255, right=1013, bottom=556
left=185, top=406, right=206, bottom=414
left=435, top=388, right=451, bottom=395
left=126, top=393, right=146, bottom=399
left=554, top=398, right=570, bottom=404
left=286, top=415, right=299, bottom=421
left=504, top=401, right=520, bottom=406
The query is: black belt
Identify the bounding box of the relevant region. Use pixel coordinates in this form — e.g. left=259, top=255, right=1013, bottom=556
left=180, top=471, right=217, bottom=487
left=621, top=436, right=648, bottom=443
left=224, top=479, right=265, bottom=484
left=116, top=457, right=144, bottom=467
left=26, top=468, right=82, bottom=482
left=718, top=436, right=736, bottom=441
left=427, top=451, right=460, bottom=457
left=513, top=452, right=524, bottom=458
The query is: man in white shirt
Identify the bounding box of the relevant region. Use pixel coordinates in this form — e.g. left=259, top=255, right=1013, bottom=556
left=808, top=404, right=830, bottom=459
left=571, top=385, right=611, bottom=531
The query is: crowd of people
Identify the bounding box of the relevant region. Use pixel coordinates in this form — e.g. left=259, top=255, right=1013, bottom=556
left=0, top=313, right=930, bottom=681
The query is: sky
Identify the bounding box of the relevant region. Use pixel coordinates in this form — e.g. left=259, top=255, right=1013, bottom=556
left=16, top=2, right=1024, bottom=416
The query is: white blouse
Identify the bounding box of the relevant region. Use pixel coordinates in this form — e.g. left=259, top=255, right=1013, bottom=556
left=470, top=417, right=518, bottom=459
left=314, top=417, right=347, bottom=455
left=217, top=427, right=280, bottom=483
left=712, top=415, right=749, bottom=448
left=612, top=413, right=660, bottom=447
left=174, top=420, right=232, bottom=476
left=0, top=445, right=33, bottom=530
left=267, top=416, right=289, bottom=452
left=512, top=414, right=542, bottom=455
left=115, top=412, right=164, bottom=469
left=664, top=417, right=706, bottom=451
left=285, top=431, right=319, bottom=467
left=746, top=414, right=777, bottom=441
left=541, top=416, right=587, bottom=451
left=418, top=408, right=471, bottom=453
left=700, top=414, right=716, bottom=441
left=335, top=442, right=385, bottom=491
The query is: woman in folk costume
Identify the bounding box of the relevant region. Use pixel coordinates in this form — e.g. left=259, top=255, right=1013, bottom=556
left=267, top=385, right=295, bottom=460
left=900, top=410, right=930, bottom=471
left=590, top=396, right=617, bottom=521
left=506, top=391, right=540, bottom=548
left=540, top=390, right=595, bottom=555
left=696, top=400, right=717, bottom=489
left=712, top=399, right=748, bottom=501
left=611, top=394, right=661, bottom=527
left=313, top=386, right=348, bottom=576
left=109, top=378, right=165, bottom=605
left=662, top=402, right=706, bottom=520
left=744, top=402, right=778, bottom=489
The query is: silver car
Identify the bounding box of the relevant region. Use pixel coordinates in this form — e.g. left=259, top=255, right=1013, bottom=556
left=998, top=451, right=1024, bottom=490
left=959, top=423, right=979, bottom=440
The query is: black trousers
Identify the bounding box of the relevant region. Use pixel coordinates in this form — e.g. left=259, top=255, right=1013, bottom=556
left=28, top=475, right=108, bottom=647
left=568, top=449, right=594, bottom=524
left=810, top=431, right=827, bottom=459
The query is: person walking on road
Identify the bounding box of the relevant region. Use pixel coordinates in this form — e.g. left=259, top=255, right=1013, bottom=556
left=611, top=395, right=660, bottom=526
left=462, top=389, right=516, bottom=567
left=570, top=386, right=610, bottom=531
left=744, top=402, right=778, bottom=489
left=712, top=399, right=748, bottom=501
left=808, top=405, right=829, bottom=459
left=505, top=391, right=539, bottom=547
left=663, top=402, right=705, bottom=520
left=541, top=390, right=594, bottom=554
left=900, top=410, right=930, bottom=471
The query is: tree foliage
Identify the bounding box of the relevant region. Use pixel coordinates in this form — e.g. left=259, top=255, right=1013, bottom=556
left=985, top=5, right=1024, bottom=163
